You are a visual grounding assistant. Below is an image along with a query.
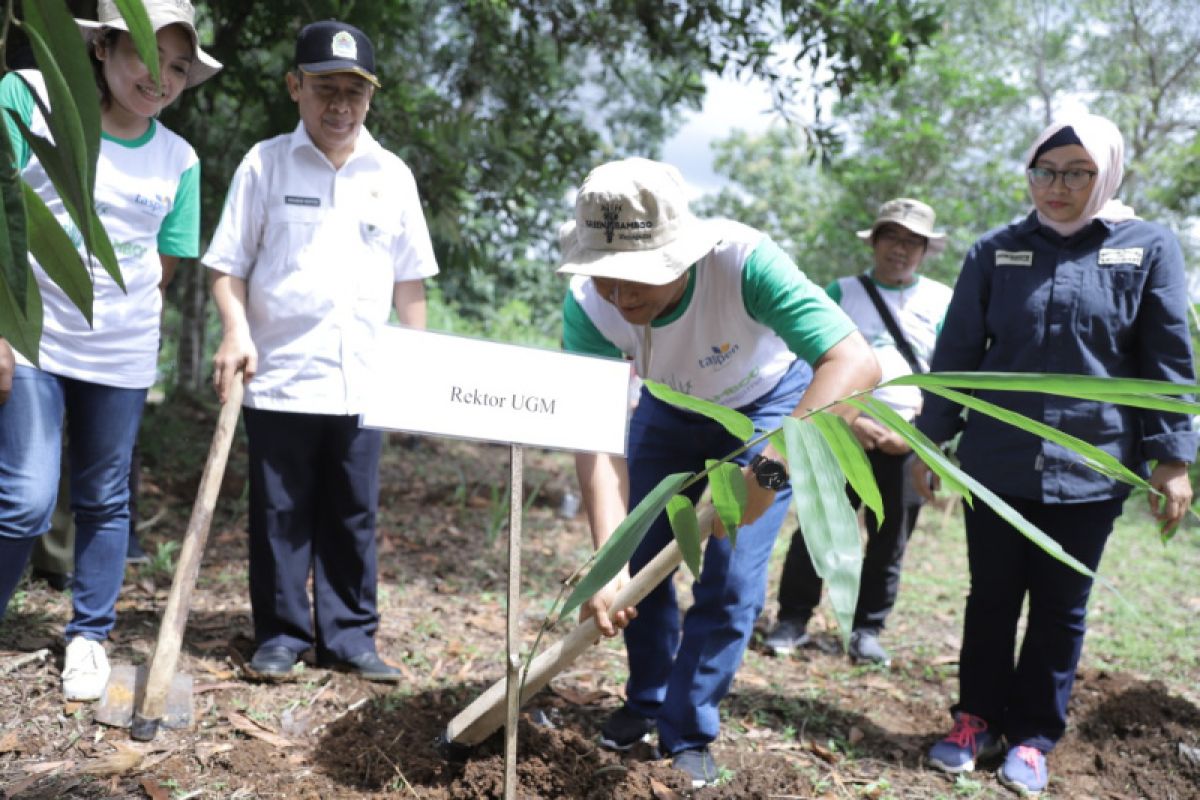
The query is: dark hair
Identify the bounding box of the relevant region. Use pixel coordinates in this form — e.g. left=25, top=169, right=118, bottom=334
left=88, top=28, right=122, bottom=109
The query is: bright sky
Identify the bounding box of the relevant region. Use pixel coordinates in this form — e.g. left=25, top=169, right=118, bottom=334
left=661, top=74, right=778, bottom=198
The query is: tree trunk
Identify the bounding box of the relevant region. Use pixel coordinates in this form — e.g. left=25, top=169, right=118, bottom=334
left=175, top=260, right=208, bottom=394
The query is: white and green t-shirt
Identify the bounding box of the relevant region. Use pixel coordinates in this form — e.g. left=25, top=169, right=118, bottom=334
left=563, top=220, right=857, bottom=408
left=828, top=273, right=952, bottom=420
left=1, top=70, right=200, bottom=388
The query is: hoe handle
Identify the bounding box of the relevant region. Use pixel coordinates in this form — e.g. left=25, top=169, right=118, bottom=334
left=131, top=380, right=244, bottom=741
left=443, top=505, right=716, bottom=746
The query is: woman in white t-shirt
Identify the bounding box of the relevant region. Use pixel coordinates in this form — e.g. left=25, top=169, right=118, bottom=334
left=0, top=0, right=220, bottom=702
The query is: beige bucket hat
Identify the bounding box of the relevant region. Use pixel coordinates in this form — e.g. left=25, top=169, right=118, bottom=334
left=557, top=158, right=722, bottom=286
left=77, top=0, right=223, bottom=89
left=856, top=197, right=947, bottom=255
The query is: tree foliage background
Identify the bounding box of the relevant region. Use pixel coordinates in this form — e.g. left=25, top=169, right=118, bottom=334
left=127, top=0, right=937, bottom=390
left=698, top=0, right=1200, bottom=291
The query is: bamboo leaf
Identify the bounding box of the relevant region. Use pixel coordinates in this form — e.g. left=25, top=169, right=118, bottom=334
left=16, top=17, right=93, bottom=198
left=808, top=411, right=883, bottom=523
left=667, top=495, right=702, bottom=579
left=0, top=257, right=43, bottom=365
left=0, top=125, right=28, bottom=313
left=891, top=371, right=1200, bottom=399
left=644, top=379, right=755, bottom=441
left=855, top=396, right=1104, bottom=581
left=23, top=183, right=92, bottom=325
left=705, top=459, right=745, bottom=548
left=847, top=396, right=974, bottom=501
left=782, top=417, right=861, bottom=648
left=561, top=471, right=693, bottom=618
left=6, top=111, right=124, bottom=294
left=922, top=385, right=1149, bottom=488
left=113, top=0, right=161, bottom=86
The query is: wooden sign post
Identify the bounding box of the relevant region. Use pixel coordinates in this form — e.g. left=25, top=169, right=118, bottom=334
left=361, top=327, right=630, bottom=798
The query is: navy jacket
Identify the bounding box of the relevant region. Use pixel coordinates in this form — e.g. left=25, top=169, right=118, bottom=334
left=918, top=212, right=1197, bottom=503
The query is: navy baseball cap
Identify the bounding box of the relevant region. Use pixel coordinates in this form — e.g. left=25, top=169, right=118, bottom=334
left=294, top=20, right=380, bottom=88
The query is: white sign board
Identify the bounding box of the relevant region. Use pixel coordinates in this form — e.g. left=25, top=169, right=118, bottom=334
left=360, top=326, right=631, bottom=455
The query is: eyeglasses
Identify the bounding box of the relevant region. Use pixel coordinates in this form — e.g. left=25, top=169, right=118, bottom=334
left=876, top=229, right=927, bottom=251
left=1027, top=166, right=1097, bottom=190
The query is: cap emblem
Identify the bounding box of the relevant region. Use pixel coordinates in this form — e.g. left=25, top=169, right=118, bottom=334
left=331, top=30, right=357, bottom=59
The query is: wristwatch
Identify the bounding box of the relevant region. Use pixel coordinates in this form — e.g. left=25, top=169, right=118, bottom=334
left=749, top=454, right=789, bottom=490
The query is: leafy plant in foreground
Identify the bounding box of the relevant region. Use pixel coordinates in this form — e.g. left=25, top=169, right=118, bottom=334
left=545, top=372, right=1199, bottom=655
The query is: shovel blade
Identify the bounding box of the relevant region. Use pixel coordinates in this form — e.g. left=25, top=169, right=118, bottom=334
left=94, top=664, right=194, bottom=729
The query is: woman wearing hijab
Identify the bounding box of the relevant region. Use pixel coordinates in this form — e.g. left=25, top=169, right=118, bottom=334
left=912, top=113, right=1196, bottom=794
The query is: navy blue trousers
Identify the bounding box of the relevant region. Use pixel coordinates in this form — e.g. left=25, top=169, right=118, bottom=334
left=243, top=408, right=383, bottom=661
left=776, top=448, right=921, bottom=632
left=623, top=360, right=811, bottom=754
left=956, top=494, right=1123, bottom=752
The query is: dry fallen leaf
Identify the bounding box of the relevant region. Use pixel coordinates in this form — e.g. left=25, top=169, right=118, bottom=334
left=139, top=776, right=172, bottom=800
left=649, top=777, right=684, bottom=799
left=848, top=726, right=865, bottom=745
left=0, top=730, right=21, bottom=753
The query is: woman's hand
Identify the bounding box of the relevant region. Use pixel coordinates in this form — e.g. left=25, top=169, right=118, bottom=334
left=580, top=569, right=637, bottom=637
left=909, top=457, right=939, bottom=503
left=1148, top=460, right=1193, bottom=535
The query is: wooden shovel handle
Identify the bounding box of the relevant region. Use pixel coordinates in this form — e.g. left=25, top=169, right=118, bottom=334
left=132, top=379, right=244, bottom=740
left=444, top=505, right=716, bottom=746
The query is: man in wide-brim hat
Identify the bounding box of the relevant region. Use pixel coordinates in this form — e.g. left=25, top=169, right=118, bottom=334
left=558, top=157, right=880, bottom=788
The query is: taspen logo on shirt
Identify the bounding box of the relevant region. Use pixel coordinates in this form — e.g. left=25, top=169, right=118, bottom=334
left=134, top=192, right=171, bottom=216
left=698, top=342, right=740, bottom=370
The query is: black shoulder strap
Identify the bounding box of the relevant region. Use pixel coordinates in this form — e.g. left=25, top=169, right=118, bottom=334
left=856, top=274, right=925, bottom=374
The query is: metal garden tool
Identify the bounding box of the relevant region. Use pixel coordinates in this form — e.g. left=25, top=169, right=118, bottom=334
left=94, top=380, right=244, bottom=740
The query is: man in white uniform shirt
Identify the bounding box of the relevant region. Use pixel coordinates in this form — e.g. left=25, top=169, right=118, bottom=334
left=205, top=20, right=438, bottom=681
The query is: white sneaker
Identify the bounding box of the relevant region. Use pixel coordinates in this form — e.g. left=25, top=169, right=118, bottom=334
left=62, top=636, right=110, bottom=701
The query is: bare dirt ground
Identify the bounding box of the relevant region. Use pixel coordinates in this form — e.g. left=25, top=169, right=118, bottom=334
left=2, top=399, right=1199, bottom=799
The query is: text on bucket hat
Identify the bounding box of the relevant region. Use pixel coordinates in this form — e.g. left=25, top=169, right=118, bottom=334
left=295, top=20, right=381, bottom=88
left=557, top=158, right=722, bottom=286
left=76, top=0, right=222, bottom=89
left=856, top=197, right=947, bottom=255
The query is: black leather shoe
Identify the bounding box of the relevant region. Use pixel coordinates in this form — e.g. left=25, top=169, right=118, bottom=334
left=321, top=651, right=402, bottom=682
left=248, top=645, right=299, bottom=679
left=31, top=568, right=73, bottom=592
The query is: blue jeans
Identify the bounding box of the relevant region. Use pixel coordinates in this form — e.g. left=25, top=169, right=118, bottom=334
left=955, top=494, right=1123, bottom=752
left=0, top=366, right=145, bottom=640
left=622, top=360, right=811, bottom=754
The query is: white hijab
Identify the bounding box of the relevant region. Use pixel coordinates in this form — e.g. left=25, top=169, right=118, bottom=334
left=1023, top=113, right=1138, bottom=237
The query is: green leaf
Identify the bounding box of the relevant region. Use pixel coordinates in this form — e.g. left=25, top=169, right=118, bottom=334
left=852, top=397, right=1104, bottom=581
left=23, top=183, right=92, bottom=325
left=667, top=494, right=702, bottom=579
left=113, top=0, right=161, bottom=87
left=0, top=124, right=29, bottom=313
left=847, top=396, right=974, bottom=501
left=892, top=371, right=1200, bottom=400
left=0, top=256, right=43, bottom=365
left=922, top=385, right=1149, bottom=489
left=704, top=459, right=745, bottom=548
left=561, top=471, right=693, bottom=618
left=17, top=15, right=94, bottom=200
left=808, top=411, right=883, bottom=523
left=781, top=417, right=861, bottom=649
left=644, top=379, right=755, bottom=441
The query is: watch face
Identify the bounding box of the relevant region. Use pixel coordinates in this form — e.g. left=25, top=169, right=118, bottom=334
left=752, top=456, right=789, bottom=490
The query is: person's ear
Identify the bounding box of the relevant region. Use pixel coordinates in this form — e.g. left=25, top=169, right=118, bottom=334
left=285, top=71, right=301, bottom=101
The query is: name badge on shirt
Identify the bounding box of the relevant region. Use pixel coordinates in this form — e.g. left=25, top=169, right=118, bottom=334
left=1097, top=247, right=1144, bottom=266
left=285, top=195, right=321, bottom=207
left=995, top=250, right=1033, bottom=267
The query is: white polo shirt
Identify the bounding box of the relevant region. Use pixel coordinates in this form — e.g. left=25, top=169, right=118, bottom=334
left=204, top=123, right=438, bottom=414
